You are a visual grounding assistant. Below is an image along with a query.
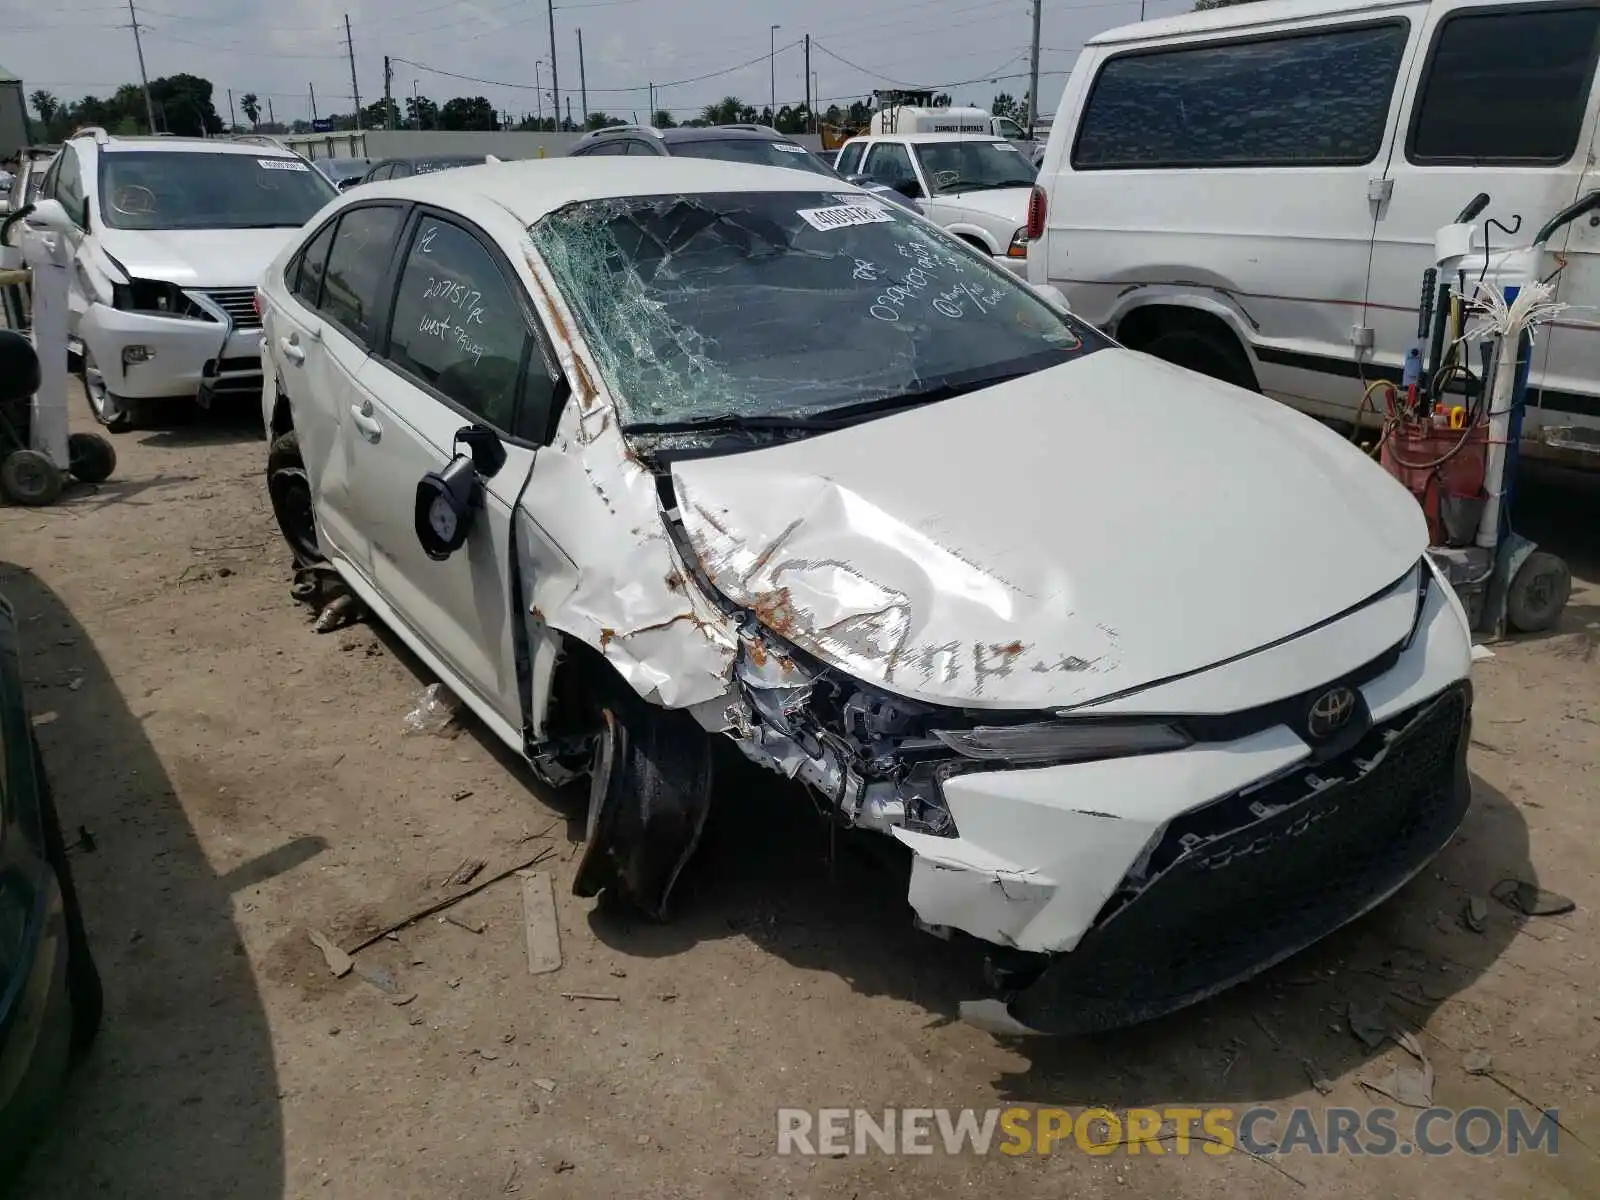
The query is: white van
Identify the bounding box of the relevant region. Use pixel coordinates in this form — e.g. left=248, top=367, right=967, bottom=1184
left=1029, top=0, right=1600, bottom=465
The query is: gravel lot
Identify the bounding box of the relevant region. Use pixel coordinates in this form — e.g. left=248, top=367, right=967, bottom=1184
left=4, top=389, right=1598, bottom=1199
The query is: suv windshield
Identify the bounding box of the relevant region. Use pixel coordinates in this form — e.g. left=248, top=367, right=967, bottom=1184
left=669, top=138, right=837, bottom=177
left=98, top=151, right=335, bottom=230
left=530, top=190, right=1099, bottom=430
left=913, top=141, right=1036, bottom=194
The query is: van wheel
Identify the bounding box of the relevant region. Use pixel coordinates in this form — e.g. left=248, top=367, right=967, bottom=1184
left=267, top=431, right=323, bottom=567
left=1127, top=312, right=1259, bottom=392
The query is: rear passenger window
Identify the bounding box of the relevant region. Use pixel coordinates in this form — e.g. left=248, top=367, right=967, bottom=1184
left=1409, top=7, right=1600, bottom=164
left=320, top=205, right=405, bottom=342
left=1073, top=23, right=1409, bottom=169
left=292, top=222, right=335, bottom=307
left=385, top=215, right=549, bottom=436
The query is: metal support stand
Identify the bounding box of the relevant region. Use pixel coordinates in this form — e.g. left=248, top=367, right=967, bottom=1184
left=22, top=229, right=70, bottom=470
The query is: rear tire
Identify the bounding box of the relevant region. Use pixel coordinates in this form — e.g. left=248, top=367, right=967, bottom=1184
left=31, top=734, right=103, bottom=1055
left=267, top=430, right=323, bottom=567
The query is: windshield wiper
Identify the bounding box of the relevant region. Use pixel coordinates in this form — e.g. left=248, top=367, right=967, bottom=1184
left=625, top=372, right=1033, bottom=436
left=941, top=181, right=1030, bottom=194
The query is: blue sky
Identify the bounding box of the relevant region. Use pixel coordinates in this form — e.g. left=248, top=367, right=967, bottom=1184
left=4, top=0, right=1195, bottom=125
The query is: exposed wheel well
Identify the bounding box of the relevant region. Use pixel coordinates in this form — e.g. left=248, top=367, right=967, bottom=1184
left=955, top=233, right=993, bottom=254
left=269, top=391, right=294, bottom=439
left=1113, top=305, right=1260, bottom=392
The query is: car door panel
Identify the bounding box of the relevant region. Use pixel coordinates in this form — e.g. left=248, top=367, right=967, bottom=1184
left=343, top=210, right=557, bottom=731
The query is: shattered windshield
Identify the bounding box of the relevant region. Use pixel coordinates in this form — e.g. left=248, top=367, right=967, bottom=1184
left=528, top=190, right=1100, bottom=430
left=913, top=141, right=1036, bottom=193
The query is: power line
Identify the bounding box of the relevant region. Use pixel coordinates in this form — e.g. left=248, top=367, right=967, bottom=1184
left=392, top=37, right=805, bottom=97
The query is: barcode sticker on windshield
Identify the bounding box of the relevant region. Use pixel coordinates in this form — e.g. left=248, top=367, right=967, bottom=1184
left=259, top=158, right=310, bottom=172
left=772, top=142, right=807, bottom=153
left=992, top=142, right=1019, bottom=151
left=797, top=203, right=897, bottom=232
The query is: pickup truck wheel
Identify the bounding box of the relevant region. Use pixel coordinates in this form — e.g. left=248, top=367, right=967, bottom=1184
left=267, top=431, right=323, bottom=567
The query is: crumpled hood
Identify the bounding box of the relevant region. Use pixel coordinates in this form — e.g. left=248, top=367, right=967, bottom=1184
left=94, top=226, right=301, bottom=288
left=929, top=186, right=1030, bottom=226
left=670, top=348, right=1427, bottom=711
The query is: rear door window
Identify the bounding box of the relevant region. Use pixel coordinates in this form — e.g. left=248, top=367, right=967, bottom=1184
left=1408, top=6, right=1600, bottom=164
left=1073, top=22, right=1410, bottom=168
left=291, top=220, right=336, bottom=307
left=319, top=205, right=407, bottom=344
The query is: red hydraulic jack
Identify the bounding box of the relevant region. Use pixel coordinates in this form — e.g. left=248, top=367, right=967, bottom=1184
left=1376, top=189, right=1598, bottom=636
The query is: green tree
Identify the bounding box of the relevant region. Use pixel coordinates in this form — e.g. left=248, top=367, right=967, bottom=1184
left=700, top=96, right=743, bottom=125
left=29, top=90, right=60, bottom=126
left=932, top=92, right=952, bottom=107
left=581, top=111, right=624, bottom=130
left=362, top=98, right=400, bottom=129
left=240, top=92, right=261, bottom=127
left=991, top=91, right=1018, bottom=120
left=439, top=96, right=497, bottom=130
left=405, top=94, right=437, bottom=129
left=651, top=108, right=677, bottom=128
left=149, top=74, right=223, bottom=136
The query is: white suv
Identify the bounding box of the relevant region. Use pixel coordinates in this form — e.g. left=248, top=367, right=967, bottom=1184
left=23, top=129, right=336, bottom=431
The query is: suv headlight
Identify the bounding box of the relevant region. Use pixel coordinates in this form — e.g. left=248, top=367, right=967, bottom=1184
left=111, top=278, right=211, bottom=320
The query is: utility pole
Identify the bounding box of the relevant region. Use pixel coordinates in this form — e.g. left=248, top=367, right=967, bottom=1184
left=546, top=0, right=561, bottom=130
left=310, top=82, right=319, bottom=123
left=267, top=97, right=275, bottom=127
left=535, top=61, right=544, bottom=124
left=769, top=24, right=781, bottom=122
left=804, top=34, right=812, bottom=132
left=126, top=0, right=157, bottom=134
left=577, top=29, right=588, bottom=125
left=227, top=88, right=237, bottom=132
left=565, top=97, right=572, bottom=129
left=647, top=82, right=654, bottom=125
left=383, top=55, right=394, bottom=129
left=1026, top=0, right=1042, bottom=138
left=344, top=13, right=363, bottom=131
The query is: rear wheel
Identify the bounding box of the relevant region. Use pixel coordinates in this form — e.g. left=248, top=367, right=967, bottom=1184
left=32, top=735, right=103, bottom=1055
left=267, top=430, right=322, bottom=567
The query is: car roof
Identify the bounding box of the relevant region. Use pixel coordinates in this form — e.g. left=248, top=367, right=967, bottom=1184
left=94, top=136, right=300, bottom=157
left=378, top=154, right=488, bottom=165
left=660, top=126, right=799, bottom=144
left=845, top=133, right=1008, bottom=144
left=361, top=157, right=863, bottom=225
left=1093, top=0, right=1402, bottom=45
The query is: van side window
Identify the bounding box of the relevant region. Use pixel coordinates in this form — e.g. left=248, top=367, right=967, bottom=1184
left=1073, top=23, right=1409, bottom=169
left=1409, top=7, right=1600, bottom=164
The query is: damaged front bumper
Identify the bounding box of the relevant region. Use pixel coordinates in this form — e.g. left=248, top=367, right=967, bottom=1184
left=714, top=554, right=1474, bottom=1036
left=79, top=296, right=262, bottom=403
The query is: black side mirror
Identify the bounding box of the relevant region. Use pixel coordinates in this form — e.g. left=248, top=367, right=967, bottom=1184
left=0, top=328, right=40, bottom=404
left=413, top=425, right=507, bottom=561
left=892, top=177, right=922, bottom=199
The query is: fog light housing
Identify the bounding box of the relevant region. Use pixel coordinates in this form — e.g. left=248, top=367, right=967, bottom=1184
left=122, top=345, right=152, bottom=366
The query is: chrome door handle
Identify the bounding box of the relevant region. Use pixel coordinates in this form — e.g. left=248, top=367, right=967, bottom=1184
left=279, top=337, right=305, bottom=364
left=350, top=401, right=382, bottom=442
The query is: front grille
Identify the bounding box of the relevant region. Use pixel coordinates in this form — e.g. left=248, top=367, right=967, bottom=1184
left=1008, top=684, right=1471, bottom=1035
left=197, top=287, right=260, bottom=330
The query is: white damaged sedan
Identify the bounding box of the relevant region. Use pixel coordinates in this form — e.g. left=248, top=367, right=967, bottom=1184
left=258, top=158, right=1473, bottom=1036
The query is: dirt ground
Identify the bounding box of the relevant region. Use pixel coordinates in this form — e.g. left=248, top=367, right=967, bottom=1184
left=2, top=388, right=1598, bottom=1200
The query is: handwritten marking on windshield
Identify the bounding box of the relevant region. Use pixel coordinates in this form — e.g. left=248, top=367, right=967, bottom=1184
left=416, top=312, right=488, bottom=366
left=851, top=259, right=881, bottom=282
left=419, top=226, right=438, bottom=254
left=932, top=281, right=1008, bottom=319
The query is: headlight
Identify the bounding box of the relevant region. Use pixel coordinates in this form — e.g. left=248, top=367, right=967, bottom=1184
left=1006, top=227, right=1029, bottom=258
left=931, top=720, right=1191, bottom=766
left=111, top=278, right=211, bottom=319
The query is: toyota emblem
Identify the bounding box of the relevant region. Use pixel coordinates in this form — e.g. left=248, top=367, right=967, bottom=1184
left=1306, top=686, right=1358, bottom=739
